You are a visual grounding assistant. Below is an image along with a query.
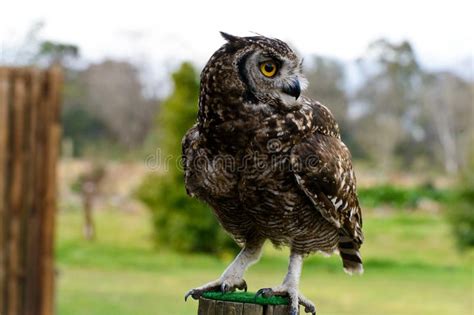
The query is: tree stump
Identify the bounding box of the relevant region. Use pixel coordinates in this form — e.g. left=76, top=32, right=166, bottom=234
left=197, top=292, right=298, bottom=315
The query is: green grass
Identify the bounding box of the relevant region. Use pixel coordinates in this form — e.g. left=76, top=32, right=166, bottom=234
left=56, top=208, right=473, bottom=315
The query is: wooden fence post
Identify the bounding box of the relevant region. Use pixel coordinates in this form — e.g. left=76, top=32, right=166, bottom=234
left=0, top=66, right=63, bottom=315
left=196, top=292, right=297, bottom=315
left=0, top=67, right=10, bottom=315
left=198, top=298, right=294, bottom=315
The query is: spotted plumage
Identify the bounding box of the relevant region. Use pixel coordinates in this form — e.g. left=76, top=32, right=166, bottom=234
left=183, top=33, right=364, bottom=314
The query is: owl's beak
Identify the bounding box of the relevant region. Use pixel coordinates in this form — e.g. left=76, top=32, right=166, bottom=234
left=282, top=80, right=301, bottom=100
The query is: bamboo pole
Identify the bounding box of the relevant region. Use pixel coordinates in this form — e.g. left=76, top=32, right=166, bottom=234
left=23, top=68, right=40, bottom=315
left=39, top=66, right=62, bottom=315
left=8, top=69, right=27, bottom=315
left=0, top=66, right=10, bottom=315
left=0, top=66, right=62, bottom=315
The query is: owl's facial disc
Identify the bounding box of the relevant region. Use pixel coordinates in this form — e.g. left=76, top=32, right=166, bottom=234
left=244, top=51, right=307, bottom=109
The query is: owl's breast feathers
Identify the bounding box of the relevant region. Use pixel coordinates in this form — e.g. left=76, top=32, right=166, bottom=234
left=183, top=97, right=363, bottom=249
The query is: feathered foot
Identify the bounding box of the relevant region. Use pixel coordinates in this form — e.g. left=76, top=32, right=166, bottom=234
left=256, top=286, right=316, bottom=315
left=185, top=243, right=263, bottom=301
left=256, top=252, right=315, bottom=315
left=184, top=277, right=247, bottom=301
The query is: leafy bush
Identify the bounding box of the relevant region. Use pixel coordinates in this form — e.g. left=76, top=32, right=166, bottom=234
left=62, top=105, right=108, bottom=156
left=358, top=184, right=453, bottom=209
left=136, top=62, right=238, bottom=255
left=447, top=188, right=474, bottom=250
left=358, top=182, right=474, bottom=250
left=447, top=155, right=474, bottom=250
left=137, top=173, right=237, bottom=254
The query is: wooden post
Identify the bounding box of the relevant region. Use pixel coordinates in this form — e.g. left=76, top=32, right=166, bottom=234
left=197, top=297, right=295, bottom=315
left=0, top=66, right=10, bottom=315
left=0, top=66, right=62, bottom=315
left=40, top=66, right=62, bottom=315
left=23, top=68, right=40, bottom=315
left=8, top=69, right=27, bottom=315
left=198, top=298, right=293, bottom=315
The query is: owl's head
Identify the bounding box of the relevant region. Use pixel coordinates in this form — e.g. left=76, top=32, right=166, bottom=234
left=206, top=32, right=307, bottom=111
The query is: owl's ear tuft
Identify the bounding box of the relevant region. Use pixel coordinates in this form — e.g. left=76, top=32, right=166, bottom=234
left=220, top=32, right=239, bottom=42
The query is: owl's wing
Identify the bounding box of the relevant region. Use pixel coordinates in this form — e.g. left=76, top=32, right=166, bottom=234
left=290, top=107, right=363, bottom=245
left=182, top=124, right=199, bottom=197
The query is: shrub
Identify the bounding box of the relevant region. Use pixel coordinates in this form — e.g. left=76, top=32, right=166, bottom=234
left=137, top=173, right=237, bottom=254
left=447, top=188, right=474, bottom=250
left=358, top=184, right=452, bottom=209
left=62, top=105, right=108, bottom=156
left=447, top=156, right=474, bottom=250
left=136, top=62, right=238, bottom=255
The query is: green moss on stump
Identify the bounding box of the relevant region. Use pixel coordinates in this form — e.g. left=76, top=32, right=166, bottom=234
left=202, top=291, right=289, bottom=306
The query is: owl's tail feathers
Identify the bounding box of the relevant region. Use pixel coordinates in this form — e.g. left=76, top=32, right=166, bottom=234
left=338, top=236, right=364, bottom=275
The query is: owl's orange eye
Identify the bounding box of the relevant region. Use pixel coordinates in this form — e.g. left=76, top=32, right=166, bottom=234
left=260, top=61, right=277, bottom=77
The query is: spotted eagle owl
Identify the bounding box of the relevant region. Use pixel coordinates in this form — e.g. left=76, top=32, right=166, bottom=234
left=183, top=33, right=364, bottom=315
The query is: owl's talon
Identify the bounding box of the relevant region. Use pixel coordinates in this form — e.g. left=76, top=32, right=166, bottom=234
left=184, top=289, right=202, bottom=301
left=237, top=279, right=248, bottom=292
left=304, top=305, right=316, bottom=315
left=255, top=288, right=275, bottom=299
left=221, top=282, right=234, bottom=293
left=222, top=278, right=247, bottom=293
left=299, top=293, right=316, bottom=314
left=221, top=283, right=229, bottom=293
left=184, top=284, right=221, bottom=302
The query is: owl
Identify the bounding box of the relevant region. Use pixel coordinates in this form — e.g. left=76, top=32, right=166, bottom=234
left=183, top=32, right=364, bottom=315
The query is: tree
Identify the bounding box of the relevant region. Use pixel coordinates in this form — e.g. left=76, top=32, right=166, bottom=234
left=136, top=62, right=238, bottom=254
left=0, top=21, right=80, bottom=68
left=61, top=105, right=109, bottom=156
left=305, top=56, right=348, bottom=123
left=80, top=60, right=158, bottom=149
left=353, top=39, right=425, bottom=169
left=304, top=56, right=365, bottom=158
left=421, top=72, right=473, bottom=174
left=36, top=40, right=79, bottom=66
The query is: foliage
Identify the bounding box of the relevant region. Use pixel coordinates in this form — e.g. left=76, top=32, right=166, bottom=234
left=447, top=155, right=474, bottom=250
left=39, top=41, right=79, bottom=58
left=305, top=56, right=348, bottom=123
left=137, top=173, right=237, bottom=254
left=136, top=62, right=238, bottom=255
left=304, top=56, right=366, bottom=159
left=79, top=60, right=158, bottom=149
left=353, top=38, right=473, bottom=174
left=447, top=188, right=474, bottom=250
left=353, top=40, right=423, bottom=170
left=37, top=40, right=79, bottom=66
left=358, top=184, right=454, bottom=209
left=62, top=105, right=108, bottom=156
left=420, top=71, right=473, bottom=174
left=359, top=180, right=474, bottom=250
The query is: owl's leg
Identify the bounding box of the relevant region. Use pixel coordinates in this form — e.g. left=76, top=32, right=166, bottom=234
left=255, top=252, right=316, bottom=315
left=184, top=240, right=264, bottom=301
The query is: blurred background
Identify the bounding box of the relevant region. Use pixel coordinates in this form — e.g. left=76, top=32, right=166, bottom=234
left=1, top=0, right=473, bottom=314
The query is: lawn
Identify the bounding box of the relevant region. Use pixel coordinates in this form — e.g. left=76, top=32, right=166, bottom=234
left=56, top=207, right=473, bottom=315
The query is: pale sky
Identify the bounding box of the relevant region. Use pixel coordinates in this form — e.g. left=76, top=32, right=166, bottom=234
left=1, top=0, right=473, bottom=81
